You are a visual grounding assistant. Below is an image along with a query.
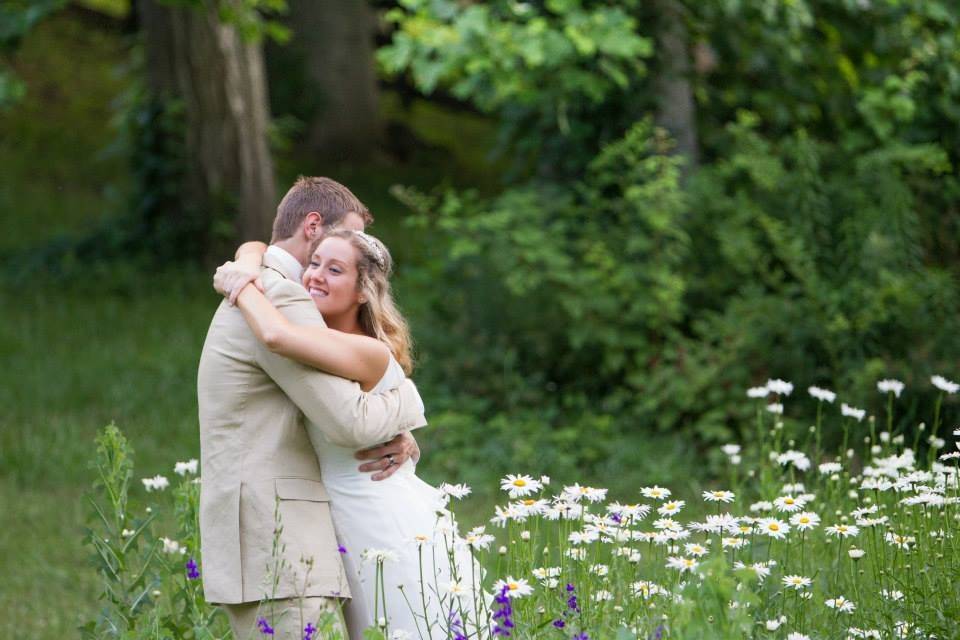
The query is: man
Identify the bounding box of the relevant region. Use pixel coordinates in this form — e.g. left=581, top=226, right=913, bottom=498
left=197, top=176, right=424, bottom=639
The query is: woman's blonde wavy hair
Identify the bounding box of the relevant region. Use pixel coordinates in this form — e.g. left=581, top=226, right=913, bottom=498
left=325, top=229, right=414, bottom=374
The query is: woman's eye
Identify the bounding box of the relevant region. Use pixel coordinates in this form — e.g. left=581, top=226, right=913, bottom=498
left=308, top=262, right=320, bottom=268
left=329, top=267, right=342, bottom=274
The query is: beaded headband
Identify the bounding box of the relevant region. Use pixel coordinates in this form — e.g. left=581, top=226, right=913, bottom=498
left=354, top=231, right=386, bottom=270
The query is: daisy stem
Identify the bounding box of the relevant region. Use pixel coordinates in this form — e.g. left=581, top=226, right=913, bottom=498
left=418, top=548, right=435, bottom=640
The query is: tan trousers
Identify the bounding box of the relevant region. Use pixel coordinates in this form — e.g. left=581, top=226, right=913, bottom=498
left=223, top=597, right=348, bottom=640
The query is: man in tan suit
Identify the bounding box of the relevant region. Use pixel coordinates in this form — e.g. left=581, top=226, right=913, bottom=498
left=197, top=177, right=425, bottom=639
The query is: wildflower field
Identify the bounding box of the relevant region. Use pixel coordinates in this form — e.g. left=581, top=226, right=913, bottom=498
left=85, top=376, right=960, bottom=640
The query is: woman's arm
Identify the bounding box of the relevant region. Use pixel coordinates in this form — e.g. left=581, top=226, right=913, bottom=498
left=214, top=241, right=268, bottom=305
left=234, top=284, right=390, bottom=390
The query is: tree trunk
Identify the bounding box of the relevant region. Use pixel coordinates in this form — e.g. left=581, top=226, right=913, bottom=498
left=284, top=0, right=382, bottom=161
left=139, top=0, right=276, bottom=251
left=652, top=0, right=699, bottom=176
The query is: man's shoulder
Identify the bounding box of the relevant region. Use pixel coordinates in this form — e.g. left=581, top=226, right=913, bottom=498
left=260, top=267, right=307, bottom=301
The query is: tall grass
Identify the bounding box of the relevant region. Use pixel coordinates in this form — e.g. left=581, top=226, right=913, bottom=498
left=0, top=271, right=211, bottom=637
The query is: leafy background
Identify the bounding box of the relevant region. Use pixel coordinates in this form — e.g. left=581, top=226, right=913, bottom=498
left=1, top=0, right=958, bottom=637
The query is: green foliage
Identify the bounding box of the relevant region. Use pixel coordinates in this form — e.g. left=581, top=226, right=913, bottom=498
left=162, top=0, right=290, bottom=44
left=400, top=115, right=957, bottom=456
left=669, top=556, right=759, bottom=639
left=379, top=0, right=653, bottom=175
left=81, top=424, right=227, bottom=639
left=0, top=0, right=66, bottom=109
left=82, top=425, right=162, bottom=638
left=382, top=0, right=960, bottom=457
left=399, top=118, right=688, bottom=405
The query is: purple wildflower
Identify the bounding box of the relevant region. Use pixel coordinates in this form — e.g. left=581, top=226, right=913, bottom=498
left=566, top=583, right=576, bottom=592
left=650, top=625, right=665, bottom=640
left=257, top=617, right=274, bottom=636
left=492, top=585, right=514, bottom=637
left=610, top=512, right=623, bottom=524
left=553, top=619, right=566, bottom=629
left=338, top=545, right=347, bottom=554
left=448, top=609, right=467, bottom=640
left=185, top=558, right=200, bottom=580
left=303, top=622, right=317, bottom=640
left=572, top=634, right=589, bottom=640
left=566, top=594, right=580, bottom=613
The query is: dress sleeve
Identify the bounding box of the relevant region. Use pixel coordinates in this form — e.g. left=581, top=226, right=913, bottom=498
left=371, top=356, right=425, bottom=418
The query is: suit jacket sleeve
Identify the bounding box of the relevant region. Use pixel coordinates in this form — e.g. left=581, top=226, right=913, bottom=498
left=257, top=277, right=427, bottom=448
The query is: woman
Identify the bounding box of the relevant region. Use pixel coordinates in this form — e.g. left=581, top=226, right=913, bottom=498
left=214, top=230, right=482, bottom=639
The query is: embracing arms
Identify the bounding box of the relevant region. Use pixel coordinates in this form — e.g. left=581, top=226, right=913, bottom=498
left=215, top=242, right=389, bottom=390
left=253, top=276, right=426, bottom=449
left=232, top=285, right=389, bottom=391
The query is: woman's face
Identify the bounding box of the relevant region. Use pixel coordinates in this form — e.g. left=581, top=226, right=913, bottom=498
left=302, top=237, right=363, bottom=319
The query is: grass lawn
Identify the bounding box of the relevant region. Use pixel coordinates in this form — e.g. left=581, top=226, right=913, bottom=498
left=0, top=272, right=211, bottom=638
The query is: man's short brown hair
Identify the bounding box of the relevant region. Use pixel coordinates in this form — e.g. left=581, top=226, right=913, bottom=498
left=271, top=176, right=374, bottom=242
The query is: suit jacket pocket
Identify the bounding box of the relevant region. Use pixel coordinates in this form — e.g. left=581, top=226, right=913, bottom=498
left=269, top=477, right=350, bottom=598
left=275, top=477, right=331, bottom=502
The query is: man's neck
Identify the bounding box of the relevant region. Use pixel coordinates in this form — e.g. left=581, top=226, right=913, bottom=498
left=272, top=238, right=310, bottom=267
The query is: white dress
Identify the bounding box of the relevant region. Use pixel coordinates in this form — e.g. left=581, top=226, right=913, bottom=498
left=313, top=356, right=481, bottom=639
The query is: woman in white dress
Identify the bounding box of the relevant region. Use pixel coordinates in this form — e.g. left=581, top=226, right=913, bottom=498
left=214, top=229, right=484, bottom=640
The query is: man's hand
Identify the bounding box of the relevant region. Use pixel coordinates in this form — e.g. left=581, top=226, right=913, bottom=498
left=355, top=432, right=421, bottom=481
left=213, top=260, right=263, bottom=305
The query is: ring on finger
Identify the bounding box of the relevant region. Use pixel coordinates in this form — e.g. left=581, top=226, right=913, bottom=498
left=386, top=454, right=397, bottom=467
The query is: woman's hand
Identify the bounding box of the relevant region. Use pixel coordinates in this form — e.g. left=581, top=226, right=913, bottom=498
left=214, top=260, right=263, bottom=305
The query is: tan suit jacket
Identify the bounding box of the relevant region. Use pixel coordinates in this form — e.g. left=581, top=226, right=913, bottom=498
left=197, top=250, right=426, bottom=604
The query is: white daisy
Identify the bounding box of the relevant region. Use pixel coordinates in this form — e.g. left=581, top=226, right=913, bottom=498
left=773, top=495, right=806, bottom=513
left=931, top=375, right=959, bottom=393
left=767, top=379, right=794, bottom=396
left=173, top=460, right=198, bottom=476
left=702, top=490, right=735, bottom=503
left=782, top=574, right=812, bottom=590
left=640, top=485, right=671, bottom=500
left=841, top=403, right=866, bottom=422
left=666, top=556, right=698, bottom=573
left=142, top=475, right=170, bottom=492
left=657, top=500, right=685, bottom=516
left=825, top=595, right=856, bottom=613
left=493, top=577, right=533, bottom=598
left=361, top=548, right=399, bottom=564
left=789, top=511, right=821, bottom=530
left=500, top=474, right=541, bottom=498
left=877, top=379, right=905, bottom=397
left=825, top=524, right=860, bottom=538
left=808, top=386, right=836, bottom=403
left=756, top=518, right=790, bottom=539
left=818, top=462, right=842, bottom=474
left=439, top=483, right=472, bottom=499
left=442, top=580, right=472, bottom=600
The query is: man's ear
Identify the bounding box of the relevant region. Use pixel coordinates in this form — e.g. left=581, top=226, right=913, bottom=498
left=303, top=211, right=323, bottom=239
